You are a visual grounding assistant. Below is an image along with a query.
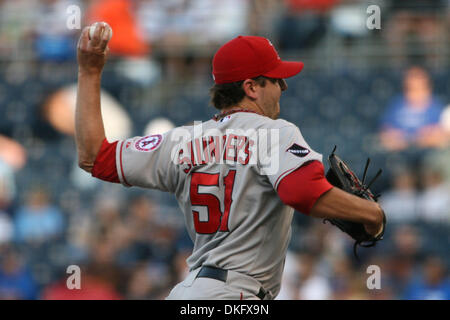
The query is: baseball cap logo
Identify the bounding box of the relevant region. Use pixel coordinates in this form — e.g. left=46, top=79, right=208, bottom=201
left=267, top=39, right=280, bottom=60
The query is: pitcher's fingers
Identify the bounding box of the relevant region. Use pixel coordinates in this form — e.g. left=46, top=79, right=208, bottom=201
left=77, top=27, right=90, bottom=50
left=98, top=27, right=111, bottom=51
left=90, top=23, right=104, bottom=46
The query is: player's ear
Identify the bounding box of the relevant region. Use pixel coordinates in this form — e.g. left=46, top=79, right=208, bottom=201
left=279, top=79, right=288, bottom=91
left=242, top=79, right=259, bottom=100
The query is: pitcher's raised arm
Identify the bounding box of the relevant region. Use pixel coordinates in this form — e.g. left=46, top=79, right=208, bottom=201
left=75, top=23, right=112, bottom=173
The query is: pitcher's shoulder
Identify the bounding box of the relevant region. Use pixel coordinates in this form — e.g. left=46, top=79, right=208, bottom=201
left=259, top=117, right=299, bottom=130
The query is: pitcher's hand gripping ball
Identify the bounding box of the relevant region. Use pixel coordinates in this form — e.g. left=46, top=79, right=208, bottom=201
left=324, top=147, right=386, bottom=258
left=88, top=22, right=113, bottom=41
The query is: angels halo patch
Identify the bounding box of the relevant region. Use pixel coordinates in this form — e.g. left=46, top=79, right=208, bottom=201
left=135, top=134, right=163, bottom=152
left=287, top=143, right=310, bottom=157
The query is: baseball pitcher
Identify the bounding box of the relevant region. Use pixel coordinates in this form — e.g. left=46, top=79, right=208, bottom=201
left=75, top=23, right=385, bottom=300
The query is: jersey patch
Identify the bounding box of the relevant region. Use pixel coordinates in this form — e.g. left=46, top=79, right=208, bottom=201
left=135, top=134, right=163, bottom=152
left=220, top=115, right=232, bottom=123
left=286, top=143, right=310, bottom=158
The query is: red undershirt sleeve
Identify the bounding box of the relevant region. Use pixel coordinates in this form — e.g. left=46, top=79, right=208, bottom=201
left=277, top=160, right=333, bottom=215
left=91, top=138, right=120, bottom=183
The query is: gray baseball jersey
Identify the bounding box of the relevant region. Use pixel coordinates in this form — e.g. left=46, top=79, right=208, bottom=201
left=115, top=111, right=322, bottom=297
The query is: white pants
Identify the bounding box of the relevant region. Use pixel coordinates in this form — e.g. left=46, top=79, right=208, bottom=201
left=166, top=267, right=272, bottom=300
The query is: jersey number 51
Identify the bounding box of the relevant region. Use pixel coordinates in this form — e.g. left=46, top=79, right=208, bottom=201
left=190, top=170, right=236, bottom=234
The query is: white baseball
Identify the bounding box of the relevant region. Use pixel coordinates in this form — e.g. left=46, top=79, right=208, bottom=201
left=88, top=22, right=113, bottom=41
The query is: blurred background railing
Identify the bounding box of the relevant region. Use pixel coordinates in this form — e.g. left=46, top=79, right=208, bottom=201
left=0, top=0, right=449, bottom=300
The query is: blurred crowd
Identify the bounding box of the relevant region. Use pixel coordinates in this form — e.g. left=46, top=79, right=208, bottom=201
left=0, top=0, right=449, bottom=300
left=0, top=187, right=191, bottom=299
left=278, top=220, right=449, bottom=300
left=0, top=0, right=449, bottom=81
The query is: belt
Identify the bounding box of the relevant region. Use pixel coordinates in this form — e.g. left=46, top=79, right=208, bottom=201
left=196, top=266, right=267, bottom=300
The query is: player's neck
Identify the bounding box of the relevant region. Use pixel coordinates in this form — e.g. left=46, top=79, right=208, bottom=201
left=222, top=100, right=266, bottom=117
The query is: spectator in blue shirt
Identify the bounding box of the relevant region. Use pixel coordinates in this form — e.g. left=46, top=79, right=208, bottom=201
left=32, top=0, right=81, bottom=62
left=403, top=255, right=450, bottom=300
left=379, top=66, right=448, bottom=151
left=0, top=246, right=38, bottom=300
left=14, top=189, right=64, bottom=244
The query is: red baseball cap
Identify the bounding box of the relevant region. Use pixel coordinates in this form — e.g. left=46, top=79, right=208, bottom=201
left=212, top=35, right=304, bottom=84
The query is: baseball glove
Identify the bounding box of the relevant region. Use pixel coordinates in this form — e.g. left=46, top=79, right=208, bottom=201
left=324, top=146, right=386, bottom=258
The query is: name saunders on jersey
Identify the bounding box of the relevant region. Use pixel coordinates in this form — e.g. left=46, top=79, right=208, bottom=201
left=169, top=122, right=281, bottom=175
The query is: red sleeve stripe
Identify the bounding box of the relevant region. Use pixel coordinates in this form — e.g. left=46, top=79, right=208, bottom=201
left=92, top=138, right=120, bottom=183
left=118, top=140, right=131, bottom=187
left=277, top=160, right=333, bottom=215
left=274, top=166, right=300, bottom=190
